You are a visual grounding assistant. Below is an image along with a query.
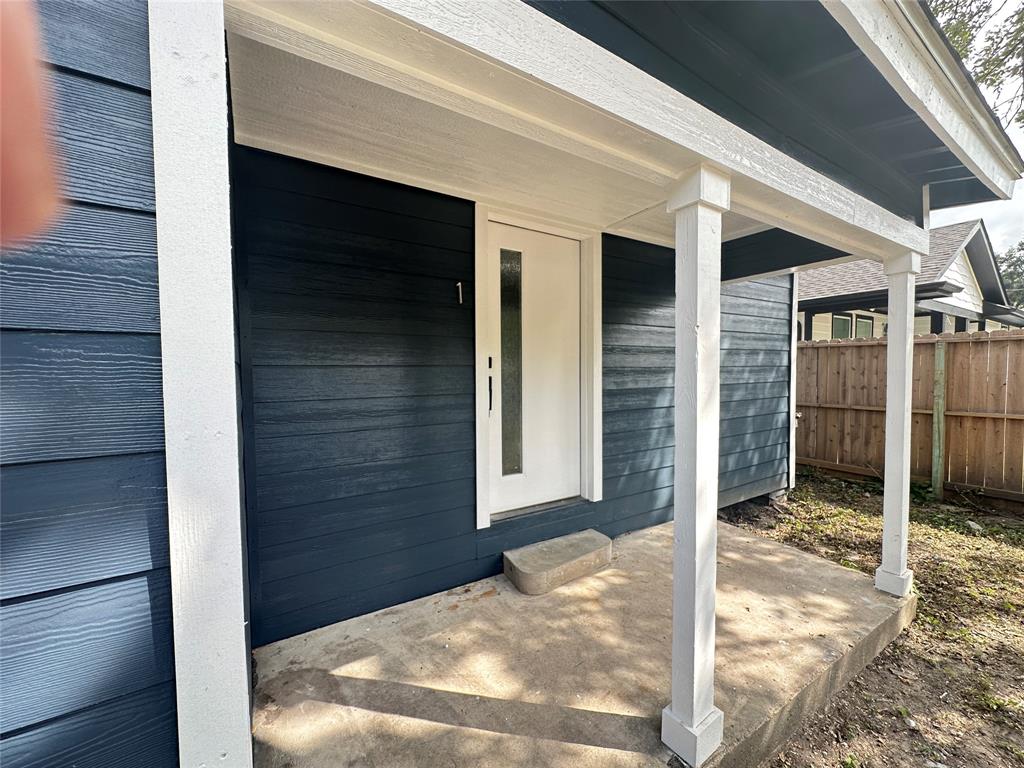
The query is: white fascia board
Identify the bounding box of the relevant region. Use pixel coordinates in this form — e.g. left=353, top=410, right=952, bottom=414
left=824, top=0, right=1022, bottom=201
left=227, top=0, right=927, bottom=261
left=962, top=223, right=1009, bottom=304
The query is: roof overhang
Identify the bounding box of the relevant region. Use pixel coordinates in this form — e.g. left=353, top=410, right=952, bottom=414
left=959, top=221, right=1009, bottom=304
left=823, top=1, right=1023, bottom=206
left=981, top=301, right=1024, bottom=327
left=224, top=0, right=928, bottom=262
left=798, top=279, right=962, bottom=314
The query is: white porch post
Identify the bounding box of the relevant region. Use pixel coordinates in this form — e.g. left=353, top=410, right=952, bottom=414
left=150, top=2, right=254, bottom=766
left=875, top=251, right=921, bottom=597
left=662, top=164, right=729, bottom=767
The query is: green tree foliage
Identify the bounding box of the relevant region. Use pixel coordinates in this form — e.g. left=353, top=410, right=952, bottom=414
left=999, top=239, right=1024, bottom=307
left=930, top=0, right=1023, bottom=126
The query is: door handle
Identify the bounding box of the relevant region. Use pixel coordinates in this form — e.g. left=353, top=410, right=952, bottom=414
left=488, top=375, right=493, bottom=412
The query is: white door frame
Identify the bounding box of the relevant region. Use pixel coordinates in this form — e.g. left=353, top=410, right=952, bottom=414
left=474, top=204, right=602, bottom=529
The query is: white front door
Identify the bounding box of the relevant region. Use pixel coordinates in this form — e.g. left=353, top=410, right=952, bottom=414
left=487, top=221, right=581, bottom=514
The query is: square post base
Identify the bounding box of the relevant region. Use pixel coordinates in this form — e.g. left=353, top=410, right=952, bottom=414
left=875, top=567, right=913, bottom=597
left=662, top=705, right=724, bottom=767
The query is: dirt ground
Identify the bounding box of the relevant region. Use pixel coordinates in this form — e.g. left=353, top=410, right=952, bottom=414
left=721, top=470, right=1024, bottom=768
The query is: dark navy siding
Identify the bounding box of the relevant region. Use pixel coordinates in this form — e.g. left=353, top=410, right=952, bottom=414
left=0, top=2, right=177, bottom=765
left=602, top=237, right=794, bottom=508
left=235, top=148, right=792, bottom=646
left=720, top=275, right=794, bottom=505
left=233, top=147, right=480, bottom=645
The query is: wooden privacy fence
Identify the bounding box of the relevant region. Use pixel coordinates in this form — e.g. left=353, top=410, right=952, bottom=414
left=796, top=329, right=1024, bottom=503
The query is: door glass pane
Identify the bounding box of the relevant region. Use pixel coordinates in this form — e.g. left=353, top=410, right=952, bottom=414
left=500, top=249, right=523, bottom=475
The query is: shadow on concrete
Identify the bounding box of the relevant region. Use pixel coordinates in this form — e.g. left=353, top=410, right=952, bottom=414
left=273, top=668, right=661, bottom=753
left=251, top=522, right=914, bottom=768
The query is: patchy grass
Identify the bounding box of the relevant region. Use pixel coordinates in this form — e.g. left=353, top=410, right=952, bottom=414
left=725, top=470, right=1024, bottom=768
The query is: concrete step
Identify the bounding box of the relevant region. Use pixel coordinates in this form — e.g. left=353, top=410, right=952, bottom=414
left=503, top=529, right=612, bottom=595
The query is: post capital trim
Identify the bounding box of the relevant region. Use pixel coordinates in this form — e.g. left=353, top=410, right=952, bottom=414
left=667, top=163, right=731, bottom=214
left=883, top=251, right=922, bottom=276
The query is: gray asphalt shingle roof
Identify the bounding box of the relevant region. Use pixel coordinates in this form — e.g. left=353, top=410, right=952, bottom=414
left=798, top=220, right=979, bottom=300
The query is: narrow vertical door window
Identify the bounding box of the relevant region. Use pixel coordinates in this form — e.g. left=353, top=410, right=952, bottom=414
left=500, top=249, right=523, bottom=474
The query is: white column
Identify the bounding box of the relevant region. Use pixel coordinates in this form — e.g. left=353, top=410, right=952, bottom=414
left=789, top=272, right=800, bottom=489
left=875, top=251, right=921, bottom=597
left=149, top=3, right=254, bottom=767
left=662, top=164, right=729, bottom=767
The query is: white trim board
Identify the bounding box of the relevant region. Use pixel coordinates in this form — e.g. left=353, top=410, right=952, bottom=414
left=474, top=205, right=603, bottom=529
left=789, top=272, right=800, bottom=490
left=148, top=2, right=254, bottom=766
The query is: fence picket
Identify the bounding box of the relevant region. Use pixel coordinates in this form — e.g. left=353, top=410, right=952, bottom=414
left=795, top=328, right=1024, bottom=503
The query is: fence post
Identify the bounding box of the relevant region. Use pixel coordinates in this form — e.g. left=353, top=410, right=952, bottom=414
left=931, top=339, right=946, bottom=500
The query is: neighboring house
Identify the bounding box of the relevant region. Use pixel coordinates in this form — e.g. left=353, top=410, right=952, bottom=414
left=1, top=3, right=1021, bottom=768
left=799, top=220, right=1024, bottom=339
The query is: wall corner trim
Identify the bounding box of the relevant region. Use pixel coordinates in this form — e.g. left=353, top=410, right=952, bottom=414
left=149, top=2, right=254, bottom=765
left=789, top=272, right=800, bottom=489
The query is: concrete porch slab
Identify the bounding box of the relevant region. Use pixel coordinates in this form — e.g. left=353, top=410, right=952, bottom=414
left=252, top=522, right=916, bottom=768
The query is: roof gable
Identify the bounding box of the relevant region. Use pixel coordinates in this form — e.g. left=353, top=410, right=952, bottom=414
left=927, top=219, right=978, bottom=277
left=935, top=248, right=986, bottom=313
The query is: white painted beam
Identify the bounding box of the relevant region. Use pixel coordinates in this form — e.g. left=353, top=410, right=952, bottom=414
left=148, top=3, right=254, bottom=766
left=824, top=0, right=1021, bottom=201
left=223, top=0, right=676, bottom=188
left=875, top=251, right=920, bottom=597
left=662, top=165, right=728, bottom=767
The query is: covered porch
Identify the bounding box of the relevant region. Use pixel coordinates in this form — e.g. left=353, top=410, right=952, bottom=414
left=251, top=520, right=916, bottom=768
left=146, top=2, right=955, bottom=767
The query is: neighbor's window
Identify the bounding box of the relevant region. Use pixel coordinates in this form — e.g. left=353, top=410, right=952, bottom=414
left=500, top=248, right=523, bottom=475
left=855, top=316, right=874, bottom=338
left=832, top=313, right=852, bottom=339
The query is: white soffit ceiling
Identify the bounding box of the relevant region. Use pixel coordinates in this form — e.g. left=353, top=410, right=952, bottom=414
left=227, top=32, right=767, bottom=245
left=609, top=203, right=771, bottom=246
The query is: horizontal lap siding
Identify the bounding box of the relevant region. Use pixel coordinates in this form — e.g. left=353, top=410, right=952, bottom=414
left=0, top=3, right=177, bottom=765
left=234, top=147, right=480, bottom=645
left=236, top=150, right=791, bottom=646
left=720, top=274, right=793, bottom=505
left=603, top=237, right=792, bottom=510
